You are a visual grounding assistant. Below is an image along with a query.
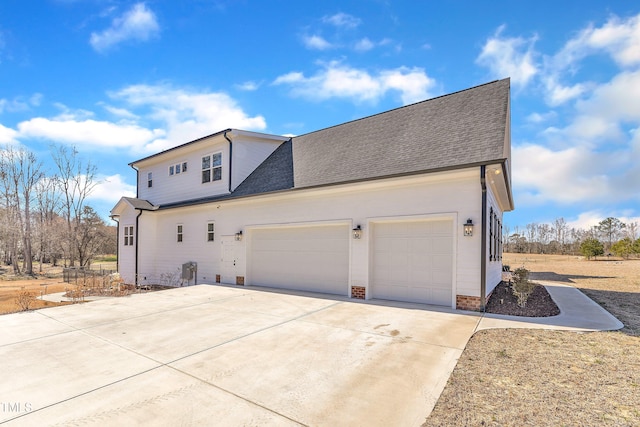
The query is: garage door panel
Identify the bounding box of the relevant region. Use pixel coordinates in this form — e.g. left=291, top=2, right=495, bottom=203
left=249, top=225, right=349, bottom=295
left=372, top=219, right=453, bottom=307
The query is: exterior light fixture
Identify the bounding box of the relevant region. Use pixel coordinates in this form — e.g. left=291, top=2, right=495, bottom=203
left=235, top=230, right=243, bottom=241
left=463, top=219, right=474, bottom=237
left=352, top=225, right=362, bottom=239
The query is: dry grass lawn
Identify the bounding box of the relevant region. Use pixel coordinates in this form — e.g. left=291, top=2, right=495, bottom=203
left=0, top=266, right=72, bottom=314
left=426, top=253, right=640, bottom=427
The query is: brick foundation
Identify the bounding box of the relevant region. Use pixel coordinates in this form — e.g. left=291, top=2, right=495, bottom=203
left=236, top=276, right=244, bottom=286
left=456, top=294, right=487, bottom=311
left=351, top=286, right=366, bottom=299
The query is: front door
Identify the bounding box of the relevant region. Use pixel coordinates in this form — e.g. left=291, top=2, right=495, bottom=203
left=220, top=235, right=238, bottom=284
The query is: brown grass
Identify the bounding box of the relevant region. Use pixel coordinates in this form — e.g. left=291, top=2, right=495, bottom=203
left=425, top=253, right=640, bottom=427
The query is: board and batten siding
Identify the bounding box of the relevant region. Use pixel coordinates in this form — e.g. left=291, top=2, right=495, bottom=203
left=128, top=169, right=485, bottom=306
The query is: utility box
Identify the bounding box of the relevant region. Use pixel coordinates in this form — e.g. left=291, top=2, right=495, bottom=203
left=182, top=262, right=197, bottom=280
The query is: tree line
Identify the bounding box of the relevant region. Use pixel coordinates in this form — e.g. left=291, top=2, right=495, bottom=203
left=1, top=145, right=116, bottom=276
left=504, top=217, right=640, bottom=259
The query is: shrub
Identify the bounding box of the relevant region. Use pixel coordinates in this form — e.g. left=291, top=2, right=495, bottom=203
left=511, top=267, right=536, bottom=308
left=15, top=290, right=36, bottom=311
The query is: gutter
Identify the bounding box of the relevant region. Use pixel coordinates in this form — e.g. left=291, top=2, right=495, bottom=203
left=224, top=130, right=233, bottom=193
left=480, top=165, right=487, bottom=312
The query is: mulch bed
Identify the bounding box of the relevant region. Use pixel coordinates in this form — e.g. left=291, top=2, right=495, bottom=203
left=485, top=281, right=560, bottom=317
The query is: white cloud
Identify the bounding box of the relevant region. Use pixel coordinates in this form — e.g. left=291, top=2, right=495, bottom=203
left=90, top=174, right=136, bottom=205
left=0, top=123, right=18, bottom=144
left=90, top=3, right=160, bottom=52
left=302, top=34, right=333, bottom=50
left=0, top=94, right=42, bottom=113
left=17, top=117, right=164, bottom=149
left=273, top=62, right=436, bottom=105
left=110, top=84, right=267, bottom=151
left=476, top=25, right=538, bottom=88
left=354, top=37, right=375, bottom=52
left=513, top=143, right=638, bottom=206
left=100, top=104, right=140, bottom=120
left=526, top=111, right=557, bottom=124
left=235, top=81, right=260, bottom=91
left=322, top=13, right=361, bottom=29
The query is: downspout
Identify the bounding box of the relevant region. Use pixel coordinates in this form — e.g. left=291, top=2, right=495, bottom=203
left=480, top=165, right=487, bottom=312
left=110, top=215, right=120, bottom=274
left=135, top=209, right=143, bottom=286
left=223, top=130, right=233, bottom=193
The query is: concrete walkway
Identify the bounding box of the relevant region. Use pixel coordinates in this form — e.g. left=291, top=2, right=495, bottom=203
left=0, top=282, right=623, bottom=426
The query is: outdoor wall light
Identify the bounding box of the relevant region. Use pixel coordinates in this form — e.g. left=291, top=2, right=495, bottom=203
left=352, top=225, right=362, bottom=239
left=235, top=230, right=243, bottom=241
left=463, top=219, right=474, bottom=237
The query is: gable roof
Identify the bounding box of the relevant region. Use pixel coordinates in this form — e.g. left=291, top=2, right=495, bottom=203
left=292, top=78, right=510, bottom=188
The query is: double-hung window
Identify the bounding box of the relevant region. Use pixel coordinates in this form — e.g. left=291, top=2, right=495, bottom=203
left=202, top=152, right=222, bottom=183
left=206, top=222, right=215, bottom=242
left=124, top=226, right=134, bottom=246
left=147, top=173, right=153, bottom=188
left=177, top=225, right=183, bottom=243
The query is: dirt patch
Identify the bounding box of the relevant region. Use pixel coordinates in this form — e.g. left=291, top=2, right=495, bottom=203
left=0, top=278, right=72, bottom=314
left=485, top=281, right=560, bottom=317
left=425, top=253, right=640, bottom=426
left=425, top=329, right=640, bottom=426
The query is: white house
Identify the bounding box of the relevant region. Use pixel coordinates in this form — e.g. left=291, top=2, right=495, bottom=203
left=110, top=78, right=513, bottom=311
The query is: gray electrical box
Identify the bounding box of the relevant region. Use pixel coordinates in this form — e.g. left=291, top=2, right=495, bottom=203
left=181, top=262, right=197, bottom=280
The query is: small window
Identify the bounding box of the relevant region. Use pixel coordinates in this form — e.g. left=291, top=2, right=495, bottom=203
left=169, top=162, right=187, bottom=176
left=202, top=152, right=222, bottom=183
left=177, top=225, right=183, bottom=243
left=147, top=172, right=153, bottom=188
left=207, top=222, right=215, bottom=242
left=124, top=226, right=134, bottom=246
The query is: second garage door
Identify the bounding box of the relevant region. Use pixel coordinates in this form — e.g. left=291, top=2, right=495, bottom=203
left=371, top=219, right=453, bottom=306
left=248, top=224, right=349, bottom=295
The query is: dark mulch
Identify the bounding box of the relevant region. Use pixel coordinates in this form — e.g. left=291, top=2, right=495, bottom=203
left=485, top=281, right=560, bottom=317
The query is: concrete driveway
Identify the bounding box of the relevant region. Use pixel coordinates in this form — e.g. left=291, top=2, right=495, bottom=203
left=0, top=285, right=483, bottom=426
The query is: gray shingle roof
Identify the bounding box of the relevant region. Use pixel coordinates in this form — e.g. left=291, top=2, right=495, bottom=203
left=292, top=78, right=510, bottom=188
left=123, top=197, right=156, bottom=210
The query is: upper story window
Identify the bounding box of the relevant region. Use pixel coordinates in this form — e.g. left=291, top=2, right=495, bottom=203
left=124, top=226, right=134, bottom=246
left=202, top=153, right=222, bottom=184
left=169, top=162, right=188, bottom=176
left=147, top=173, right=152, bottom=188
left=207, top=222, right=215, bottom=242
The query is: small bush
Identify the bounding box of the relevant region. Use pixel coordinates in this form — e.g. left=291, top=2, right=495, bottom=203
left=15, top=290, right=36, bottom=311
left=511, top=267, right=536, bottom=308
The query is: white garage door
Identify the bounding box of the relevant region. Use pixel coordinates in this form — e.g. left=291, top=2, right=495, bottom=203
left=249, top=224, right=349, bottom=295
left=371, top=220, right=453, bottom=306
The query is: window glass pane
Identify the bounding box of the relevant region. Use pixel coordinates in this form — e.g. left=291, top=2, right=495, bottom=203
left=182, top=162, right=188, bottom=172
left=177, top=225, right=182, bottom=233
left=202, top=156, right=210, bottom=170
left=213, top=167, right=222, bottom=181
left=212, top=152, right=222, bottom=167
left=202, top=169, right=211, bottom=183
left=176, top=164, right=181, bottom=174
left=208, top=223, right=214, bottom=232
left=169, top=165, right=174, bottom=175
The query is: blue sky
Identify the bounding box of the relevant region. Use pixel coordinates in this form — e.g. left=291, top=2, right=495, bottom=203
left=1, top=1, right=639, bottom=231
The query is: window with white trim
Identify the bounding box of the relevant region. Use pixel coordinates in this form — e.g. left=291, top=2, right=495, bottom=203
left=201, top=152, right=222, bottom=183
left=177, top=225, right=183, bottom=243
left=124, top=226, right=134, bottom=246
left=206, top=222, right=215, bottom=242
left=147, top=172, right=152, bottom=188
left=169, top=162, right=188, bottom=176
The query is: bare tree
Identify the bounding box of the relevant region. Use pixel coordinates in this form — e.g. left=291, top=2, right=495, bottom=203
left=50, top=145, right=98, bottom=267
left=0, top=146, right=44, bottom=275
